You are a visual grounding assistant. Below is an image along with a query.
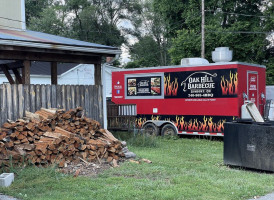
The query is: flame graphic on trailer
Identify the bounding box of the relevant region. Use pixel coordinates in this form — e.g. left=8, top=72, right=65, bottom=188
left=112, top=62, right=266, bottom=136
left=220, top=71, right=238, bottom=95
left=136, top=115, right=229, bottom=133
left=164, top=74, right=178, bottom=96
left=174, top=116, right=226, bottom=132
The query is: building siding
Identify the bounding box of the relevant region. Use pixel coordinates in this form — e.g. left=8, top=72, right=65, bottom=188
left=0, top=64, right=115, bottom=97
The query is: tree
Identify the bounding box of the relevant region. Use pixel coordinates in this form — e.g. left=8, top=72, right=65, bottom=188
left=25, top=0, right=53, bottom=26
left=26, top=0, right=141, bottom=47
left=264, top=1, right=274, bottom=85
left=128, top=36, right=161, bottom=67
left=155, top=0, right=273, bottom=66
left=153, top=0, right=185, bottom=37
left=266, top=47, right=274, bottom=85
left=28, top=6, right=68, bottom=36
left=66, top=1, right=125, bottom=46
left=124, top=61, right=139, bottom=68
left=64, top=0, right=142, bottom=46
left=126, top=0, right=169, bottom=67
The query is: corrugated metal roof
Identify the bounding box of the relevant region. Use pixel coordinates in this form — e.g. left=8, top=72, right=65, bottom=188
left=0, top=28, right=121, bottom=54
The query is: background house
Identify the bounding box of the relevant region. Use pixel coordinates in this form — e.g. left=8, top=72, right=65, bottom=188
left=267, top=86, right=274, bottom=100
left=0, top=61, right=116, bottom=98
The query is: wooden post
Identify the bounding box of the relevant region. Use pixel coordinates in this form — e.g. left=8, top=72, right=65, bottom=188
left=1, top=65, right=15, bottom=84
left=94, top=63, right=102, bottom=85
left=12, top=69, right=23, bottom=84
left=201, top=0, right=205, bottom=58
left=22, top=60, right=31, bottom=84
left=51, top=62, right=58, bottom=84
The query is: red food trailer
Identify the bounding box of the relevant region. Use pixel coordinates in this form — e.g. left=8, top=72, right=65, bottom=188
left=111, top=61, right=266, bottom=136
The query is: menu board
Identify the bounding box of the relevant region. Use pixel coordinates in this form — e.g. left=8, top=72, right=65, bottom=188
left=126, top=76, right=162, bottom=97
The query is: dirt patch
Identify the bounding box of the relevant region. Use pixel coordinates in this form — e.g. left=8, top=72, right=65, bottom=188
left=58, top=157, right=151, bottom=177
left=58, top=159, right=126, bottom=177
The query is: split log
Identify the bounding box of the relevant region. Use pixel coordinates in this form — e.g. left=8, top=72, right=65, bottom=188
left=0, top=107, right=125, bottom=168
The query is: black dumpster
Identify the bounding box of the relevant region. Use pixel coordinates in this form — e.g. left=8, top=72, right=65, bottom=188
left=224, top=121, right=274, bottom=172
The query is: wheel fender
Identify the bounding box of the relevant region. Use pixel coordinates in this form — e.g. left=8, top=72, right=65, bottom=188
left=142, top=120, right=178, bottom=134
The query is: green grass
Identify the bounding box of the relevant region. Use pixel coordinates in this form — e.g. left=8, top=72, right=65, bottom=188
left=1, top=135, right=274, bottom=200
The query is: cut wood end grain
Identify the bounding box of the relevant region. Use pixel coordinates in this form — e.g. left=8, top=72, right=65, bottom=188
left=0, top=107, right=125, bottom=168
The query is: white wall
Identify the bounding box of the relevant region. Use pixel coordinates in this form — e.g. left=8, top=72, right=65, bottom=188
left=0, top=74, right=54, bottom=84
left=59, top=64, right=94, bottom=85
left=31, top=76, right=51, bottom=84
left=0, top=64, right=116, bottom=96
left=0, top=64, right=95, bottom=85
left=105, top=66, right=114, bottom=98
left=0, top=0, right=26, bottom=30
left=266, top=86, right=274, bottom=100
left=0, top=74, right=51, bottom=84
left=0, top=64, right=116, bottom=98
left=0, top=75, right=12, bottom=84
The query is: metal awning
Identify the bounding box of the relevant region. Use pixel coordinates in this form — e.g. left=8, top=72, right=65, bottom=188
left=0, top=29, right=121, bottom=55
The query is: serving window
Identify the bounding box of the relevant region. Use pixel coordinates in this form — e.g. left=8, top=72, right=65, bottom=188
left=125, top=73, right=164, bottom=99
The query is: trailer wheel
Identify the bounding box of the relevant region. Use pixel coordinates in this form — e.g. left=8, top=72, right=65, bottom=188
left=143, top=123, right=159, bottom=136
left=161, top=124, right=177, bottom=137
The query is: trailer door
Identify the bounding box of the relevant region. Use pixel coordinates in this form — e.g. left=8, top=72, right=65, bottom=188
left=247, top=71, right=258, bottom=107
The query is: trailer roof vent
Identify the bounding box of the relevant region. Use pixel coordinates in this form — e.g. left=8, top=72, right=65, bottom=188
left=212, top=47, right=232, bottom=63
left=181, top=58, right=209, bottom=66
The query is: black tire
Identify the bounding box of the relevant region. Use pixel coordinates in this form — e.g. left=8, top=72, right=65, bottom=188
left=161, top=124, right=177, bottom=137
left=142, top=123, right=159, bottom=136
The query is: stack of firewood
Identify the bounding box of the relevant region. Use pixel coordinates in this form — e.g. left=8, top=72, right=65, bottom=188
left=0, top=107, right=124, bottom=168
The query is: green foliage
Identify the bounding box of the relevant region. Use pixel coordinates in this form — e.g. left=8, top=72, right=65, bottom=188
left=154, top=0, right=273, bottom=70
left=112, top=59, right=121, bottom=67
left=153, top=0, right=185, bottom=37
left=124, top=61, right=140, bottom=69
left=169, top=29, right=201, bottom=64
left=266, top=52, right=274, bottom=85
left=25, top=0, right=53, bottom=25
left=25, top=0, right=274, bottom=74
left=26, top=0, right=140, bottom=47
left=129, top=36, right=162, bottom=67
left=264, top=2, right=274, bottom=85
left=28, top=7, right=67, bottom=36
left=127, top=0, right=169, bottom=67
left=65, top=0, right=127, bottom=46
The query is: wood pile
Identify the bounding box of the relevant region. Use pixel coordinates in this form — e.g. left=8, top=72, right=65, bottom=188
left=0, top=107, right=124, bottom=168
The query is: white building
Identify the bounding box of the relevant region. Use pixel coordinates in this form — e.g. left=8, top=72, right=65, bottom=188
left=0, top=62, right=117, bottom=98
left=266, top=85, right=274, bottom=100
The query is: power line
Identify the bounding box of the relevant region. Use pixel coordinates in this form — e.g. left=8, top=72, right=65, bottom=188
left=206, top=30, right=272, bottom=34
left=205, top=10, right=273, bottom=19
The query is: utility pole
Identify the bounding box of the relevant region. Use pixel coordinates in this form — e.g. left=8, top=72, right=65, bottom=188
left=201, top=0, right=205, bottom=58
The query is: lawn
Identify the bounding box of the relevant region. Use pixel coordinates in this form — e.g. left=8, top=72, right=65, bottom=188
left=1, top=135, right=274, bottom=200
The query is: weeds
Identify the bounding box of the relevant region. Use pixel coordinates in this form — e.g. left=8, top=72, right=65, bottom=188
left=113, top=131, right=158, bottom=148
left=127, top=133, right=158, bottom=147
